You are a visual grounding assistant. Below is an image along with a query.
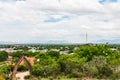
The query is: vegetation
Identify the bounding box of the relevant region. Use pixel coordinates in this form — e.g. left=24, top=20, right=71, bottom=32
left=1, top=44, right=120, bottom=79
left=31, top=44, right=120, bottom=79
left=0, top=64, right=12, bottom=74
left=0, top=51, right=8, bottom=62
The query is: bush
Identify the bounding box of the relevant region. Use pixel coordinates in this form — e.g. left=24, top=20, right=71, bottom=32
left=5, top=76, right=10, bottom=80
left=110, top=71, right=120, bottom=80
left=81, top=56, right=113, bottom=78
left=24, top=75, right=31, bottom=79
left=47, top=50, right=60, bottom=59
left=97, top=65, right=113, bottom=78
left=37, top=76, right=41, bottom=80
left=0, top=65, right=12, bottom=74
left=82, top=63, right=98, bottom=77
left=48, top=76, right=53, bottom=80
left=0, top=51, right=8, bottom=62
left=75, top=44, right=113, bottom=61
left=91, top=56, right=113, bottom=78
left=32, top=58, right=60, bottom=78
left=10, top=51, right=24, bottom=58
left=17, top=65, right=28, bottom=72
left=31, top=44, right=118, bottom=79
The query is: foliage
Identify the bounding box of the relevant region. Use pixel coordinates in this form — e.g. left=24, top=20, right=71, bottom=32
left=75, top=44, right=113, bottom=61
left=110, top=71, right=120, bottom=80
left=1, top=44, right=120, bottom=79
left=17, top=65, right=28, bottom=72
left=47, top=50, right=60, bottom=59
left=0, top=51, right=8, bottom=62
left=82, top=56, right=113, bottom=78
left=24, top=75, right=31, bottom=79
left=32, top=44, right=120, bottom=79
left=0, top=64, right=13, bottom=74
left=32, top=56, right=60, bottom=77
left=10, top=51, right=24, bottom=58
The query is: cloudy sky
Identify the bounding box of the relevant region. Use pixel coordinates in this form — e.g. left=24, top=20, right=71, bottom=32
left=0, top=0, right=120, bottom=43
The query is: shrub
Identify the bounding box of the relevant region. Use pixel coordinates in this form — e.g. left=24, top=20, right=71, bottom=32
left=17, top=65, right=28, bottom=72
left=110, top=71, right=120, bottom=80
left=32, top=59, right=60, bottom=78
left=0, top=51, right=8, bottom=62
left=24, top=75, right=31, bottom=79
left=47, top=50, right=60, bottom=59
left=0, top=65, right=12, bottom=74
left=48, top=76, right=53, bottom=80
left=91, top=56, right=113, bottom=78
left=82, top=62, right=98, bottom=77
left=75, top=44, right=113, bottom=61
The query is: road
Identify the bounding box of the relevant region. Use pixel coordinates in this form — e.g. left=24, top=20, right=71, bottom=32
left=16, top=71, right=30, bottom=80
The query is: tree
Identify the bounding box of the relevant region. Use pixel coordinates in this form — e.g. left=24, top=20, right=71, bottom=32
left=0, top=64, right=13, bottom=74
left=47, top=51, right=60, bottom=59
left=10, top=51, right=23, bottom=58
left=75, top=44, right=113, bottom=61
left=0, top=51, right=8, bottom=62
left=32, top=57, right=60, bottom=77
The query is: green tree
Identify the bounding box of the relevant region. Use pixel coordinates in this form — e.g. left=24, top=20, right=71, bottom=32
left=33, top=52, right=60, bottom=77
left=47, top=51, right=60, bottom=59
left=0, top=64, right=13, bottom=74
left=75, top=44, right=113, bottom=61
left=10, top=51, right=24, bottom=58
left=0, top=51, right=8, bottom=62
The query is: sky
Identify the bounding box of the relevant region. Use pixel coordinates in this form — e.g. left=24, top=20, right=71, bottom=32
left=0, top=0, right=120, bottom=44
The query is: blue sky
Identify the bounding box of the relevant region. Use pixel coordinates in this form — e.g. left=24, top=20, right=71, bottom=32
left=0, top=0, right=120, bottom=43
left=99, top=0, right=118, bottom=4
left=44, top=16, right=69, bottom=23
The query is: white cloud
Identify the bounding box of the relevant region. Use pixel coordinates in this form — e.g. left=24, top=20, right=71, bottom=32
left=0, top=0, right=120, bottom=43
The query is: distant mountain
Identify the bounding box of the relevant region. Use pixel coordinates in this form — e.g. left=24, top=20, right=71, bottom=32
left=46, top=40, right=70, bottom=44
left=95, top=39, right=120, bottom=44
left=0, top=41, right=16, bottom=44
